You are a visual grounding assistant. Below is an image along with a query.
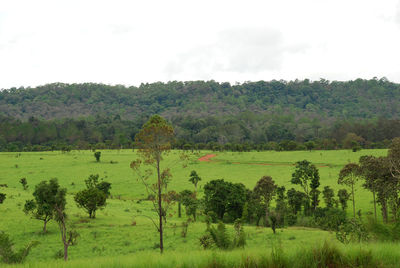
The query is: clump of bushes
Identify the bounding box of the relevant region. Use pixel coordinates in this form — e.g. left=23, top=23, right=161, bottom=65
left=199, top=219, right=246, bottom=250
left=0, top=232, right=39, bottom=264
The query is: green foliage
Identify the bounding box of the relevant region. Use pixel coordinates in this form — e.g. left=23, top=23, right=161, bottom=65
left=336, top=217, right=369, bottom=244
left=322, top=186, right=335, bottom=208
left=74, top=174, right=110, bottom=218
left=314, top=207, right=346, bottom=231
left=291, top=160, right=320, bottom=214
left=189, top=170, right=201, bottom=190
left=94, top=152, right=101, bottom=162
left=337, top=189, right=350, bottom=211
left=200, top=220, right=246, bottom=250
left=19, top=178, right=28, bottom=190
left=203, top=179, right=249, bottom=222
left=0, top=193, right=5, bottom=204
left=0, top=232, right=39, bottom=264
left=23, top=178, right=64, bottom=232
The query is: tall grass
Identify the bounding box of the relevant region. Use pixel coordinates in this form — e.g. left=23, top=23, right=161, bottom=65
left=6, top=241, right=400, bottom=268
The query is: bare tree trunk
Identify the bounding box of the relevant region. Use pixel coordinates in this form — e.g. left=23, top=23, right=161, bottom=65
left=157, top=157, right=163, bottom=254
left=43, top=219, right=48, bottom=233
left=373, top=190, right=377, bottom=221
left=351, top=183, right=356, bottom=218
left=64, top=243, right=68, bottom=261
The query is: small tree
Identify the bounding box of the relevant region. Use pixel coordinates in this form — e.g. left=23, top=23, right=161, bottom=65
left=322, top=186, right=335, bottom=208
left=304, top=141, right=316, bottom=151
left=23, top=178, right=63, bottom=233
left=94, top=151, right=101, bottom=162
left=0, top=232, right=39, bottom=264
left=0, top=193, right=5, bottom=204
left=253, top=176, right=277, bottom=226
left=337, top=189, right=350, bottom=211
left=19, top=178, right=28, bottom=190
left=291, top=160, right=320, bottom=214
left=189, top=170, right=201, bottom=192
left=179, top=190, right=198, bottom=221
left=287, top=188, right=304, bottom=214
left=53, top=187, right=78, bottom=261
left=130, top=115, right=176, bottom=254
left=338, top=163, right=361, bottom=217
left=74, top=174, right=111, bottom=218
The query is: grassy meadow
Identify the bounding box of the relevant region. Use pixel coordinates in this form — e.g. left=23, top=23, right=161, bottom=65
left=0, top=149, right=393, bottom=266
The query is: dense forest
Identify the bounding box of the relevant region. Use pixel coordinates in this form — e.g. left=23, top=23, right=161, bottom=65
left=1, top=78, right=400, bottom=151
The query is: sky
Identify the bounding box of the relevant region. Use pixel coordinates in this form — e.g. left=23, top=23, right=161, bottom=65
left=0, top=0, right=400, bottom=89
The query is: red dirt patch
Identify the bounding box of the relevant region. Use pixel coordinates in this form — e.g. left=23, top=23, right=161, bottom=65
left=198, top=154, right=217, bottom=162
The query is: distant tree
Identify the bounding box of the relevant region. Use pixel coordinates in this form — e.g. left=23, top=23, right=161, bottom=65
left=0, top=193, right=5, bottom=204
left=179, top=190, right=198, bottom=221
left=304, top=141, right=316, bottom=151
left=322, top=186, right=335, bottom=208
left=19, top=178, right=28, bottom=190
left=23, top=178, right=63, bottom=233
left=343, top=133, right=365, bottom=150
left=388, top=138, right=400, bottom=194
left=253, top=176, right=277, bottom=226
left=287, top=188, right=304, bottom=215
left=291, top=160, right=320, bottom=214
left=275, top=186, right=287, bottom=217
left=130, top=115, right=175, bottom=254
left=359, top=155, right=382, bottom=220
left=74, top=174, right=111, bottom=218
left=189, top=170, right=201, bottom=192
left=338, top=163, right=361, bottom=217
left=337, top=189, right=350, bottom=211
left=203, top=179, right=248, bottom=222
left=94, top=151, right=101, bottom=162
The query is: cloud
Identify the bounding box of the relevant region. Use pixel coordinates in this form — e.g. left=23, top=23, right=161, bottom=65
left=397, top=1, right=400, bottom=25
left=164, top=27, right=308, bottom=79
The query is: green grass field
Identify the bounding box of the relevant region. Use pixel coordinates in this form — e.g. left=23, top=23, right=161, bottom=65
left=0, top=149, right=391, bottom=266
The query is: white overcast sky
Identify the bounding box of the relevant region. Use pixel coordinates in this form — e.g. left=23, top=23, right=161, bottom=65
left=1, top=0, right=400, bottom=89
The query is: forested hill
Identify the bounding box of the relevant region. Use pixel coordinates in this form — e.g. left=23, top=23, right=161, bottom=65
left=1, top=78, right=399, bottom=121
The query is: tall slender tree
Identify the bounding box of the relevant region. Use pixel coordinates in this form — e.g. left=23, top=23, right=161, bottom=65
left=291, top=160, right=320, bottom=214
left=338, top=163, right=361, bottom=218
left=130, top=115, right=175, bottom=254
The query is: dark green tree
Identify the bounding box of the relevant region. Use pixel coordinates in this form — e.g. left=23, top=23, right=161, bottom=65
left=179, top=190, right=199, bottom=221
left=19, top=178, right=28, bottom=190
left=253, top=176, right=277, bottom=226
left=287, top=188, right=305, bottom=214
left=337, top=189, right=350, bottom=211
left=322, top=186, right=335, bottom=208
left=74, top=174, right=111, bottom=218
left=23, top=178, right=63, bottom=233
left=189, top=170, right=201, bottom=192
left=203, top=179, right=248, bottom=222
left=0, top=193, right=5, bottom=204
left=94, top=151, right=101, bottom=162
left=338, top=163, right=361, bottom=218
left=291, top=160, right=320, bottom=214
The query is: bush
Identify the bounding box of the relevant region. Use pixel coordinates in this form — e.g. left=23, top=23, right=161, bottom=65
left=0, top=232, right=39, bottom=264
left=314, top=207, right=346, bottom=231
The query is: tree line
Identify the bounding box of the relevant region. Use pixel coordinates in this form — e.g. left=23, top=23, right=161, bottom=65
left=1, top=114, right=400, bottom=152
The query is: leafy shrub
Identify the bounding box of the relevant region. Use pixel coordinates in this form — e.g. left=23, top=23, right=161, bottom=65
left=0, top=232, right=39, bottom=264
left=314, top=207, right=346, bottom=231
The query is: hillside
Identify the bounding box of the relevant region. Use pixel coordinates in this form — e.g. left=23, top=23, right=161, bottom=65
left=1, top=78, right=400, bottom=151
left=1, top=78, right=399, bottom=121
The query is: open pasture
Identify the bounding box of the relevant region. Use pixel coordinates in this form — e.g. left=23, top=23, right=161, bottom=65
left=0, top=149, right=388, bottom=263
